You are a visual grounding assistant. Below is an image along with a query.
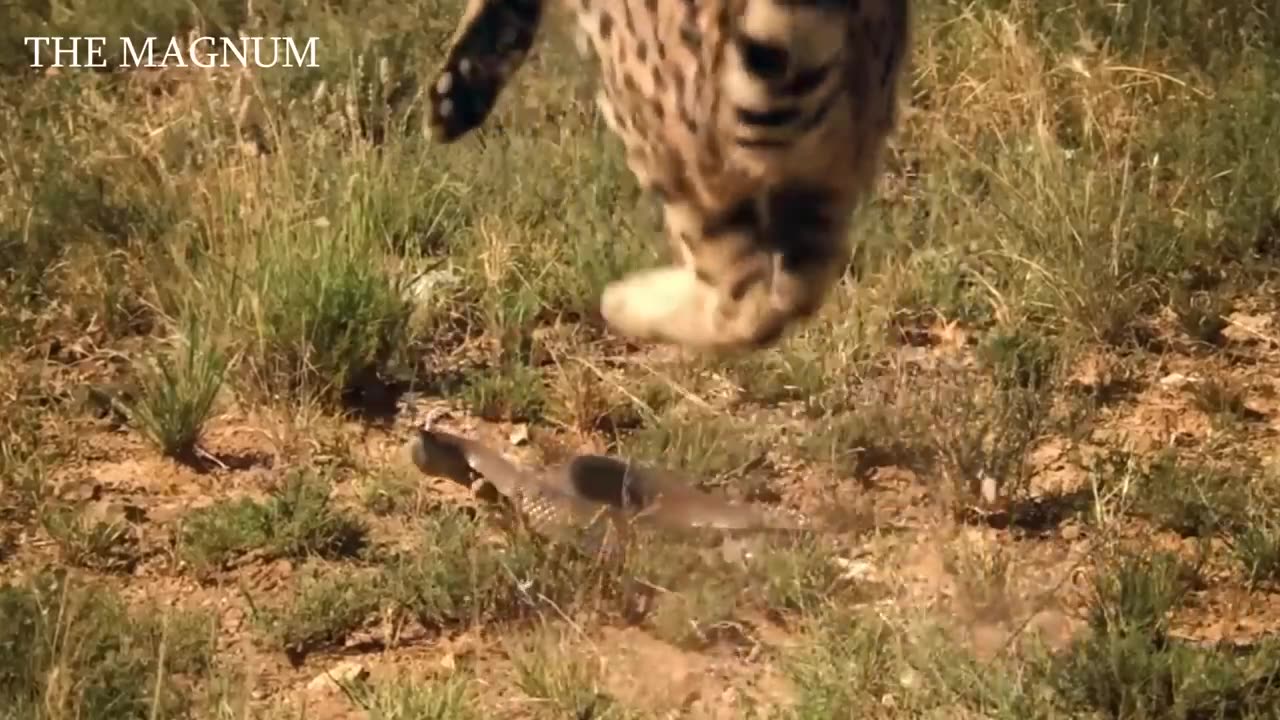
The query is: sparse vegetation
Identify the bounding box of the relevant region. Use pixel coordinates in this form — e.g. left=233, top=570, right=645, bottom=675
left=0, top=572, right=217, bottom=720
left=2, top=0, right=1279, bottom=715
left=507, top=629, right=629, bottom=719
left=253, top=568, right=386, bottom=662
left=346, top=672, right=481, bottom=720
left=1055, top=551, right=1280, bottom=719
left=128, top=314, right=230, bottom=459
left=1234, top=519, right=1280, bottom=588
left=40, top=504, right=141, bottom=573
left=178, top=468, right=368, bottom=573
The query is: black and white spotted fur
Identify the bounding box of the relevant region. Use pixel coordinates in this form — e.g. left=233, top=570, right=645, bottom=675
left=429, top=0, right=911, bottom=351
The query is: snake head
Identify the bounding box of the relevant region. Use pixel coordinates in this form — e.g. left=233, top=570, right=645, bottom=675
left=405, top=427, right=475, bottom=488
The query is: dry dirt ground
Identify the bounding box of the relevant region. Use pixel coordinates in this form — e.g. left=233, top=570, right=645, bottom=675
left=5, top=303, right=1280, bottom=718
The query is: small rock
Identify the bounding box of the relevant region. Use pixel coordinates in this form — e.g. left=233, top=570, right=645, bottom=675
left=307, top=661, right=368, bottom=693
left=1159, top=372, right=1199, bottom=390
left=508, top=424, right=530, bottom=446
left=57, top=480, right=102, bottom=504
left=717, top=537, right=756, bottom=565
left=833, top=557, right=876, bottom=582
left=222, top=607, right=246, bottom=632
left=1061, top=524, right=1082, bottom=542
left=979, top=471, right=999, bottom=505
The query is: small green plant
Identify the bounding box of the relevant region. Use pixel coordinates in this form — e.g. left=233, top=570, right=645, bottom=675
left=265, top=470, right=371, bottom=559
left=617, top=413, right=767, bottom=482
left=979, top=326, right=1059, bottom=392
left=139, top=608, right=220, bottom=677
left=542, top=360, right=664, bottom=435
left=40, top=505, right=139, bottom=573
left=382, top=504, right=619, bottom=635
left=508, top=630, right=620, bottom=719
left=129, top=314, right=229, bottom=459
left=347, top=672, right=481, bottom=720
left=781, top=608, right=1069, bottom=716
left=383, top=508, right=546, bottom=630
left=179, top=469, right=368, bottom=573
left=177, top=496, right=272, bottom=572
left=942, top=541, right=1016, bottom=619
left=1084, top=551, right=1191, bottom=640
left=716, top=346, right=830, bottom=405
left=254, top=569, right=384, bottom=662
left=1233, top=518, right=1280, bottom=587
left=0, top=384, right=51, bottom=522
left=801, top=391, right=930, bottom=480
left=782, top=611, right=906, bottom=716
left=1188, top=376, right=1253, bottom=424
left=230, top=200, right=417, bottom=407
left=1132, top=453, right=1249, bottom=538
left=751, top=536, right=853, bottom=616
left=460, top=362, right=546, bottom=422
left=647, top=578, right=741, bottom=650
left=359, top=470, right=420, bottom=516
left=923, top=379, right=1054, bottom=515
